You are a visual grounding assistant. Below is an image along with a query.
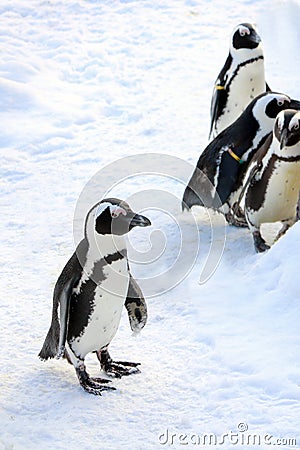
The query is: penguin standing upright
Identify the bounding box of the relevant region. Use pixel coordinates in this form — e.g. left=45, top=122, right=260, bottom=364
left=244, top=109, right=300, bottom=252
left=209, top=23, right=269, bottom=140
left=182, top=92, right=300, bottom=226
left=39, top=198, right=151, bottom=395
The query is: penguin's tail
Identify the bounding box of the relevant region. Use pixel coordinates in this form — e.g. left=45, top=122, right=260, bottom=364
left=38, top=317, right=60, bottom=361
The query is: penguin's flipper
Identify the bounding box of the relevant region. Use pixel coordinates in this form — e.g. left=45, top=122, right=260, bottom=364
left=209, top=54, right=232, bottom=139
left=212, top=146, right=243, bottom=207
left=125, top=273, right=147, bottom=332
left=245, top=132, right=273, bottom=184
left=38, top=240, right=87, bottom=361
left=209, top=86, right=228, bottom=139
left=223, top=133, right=273, bottom=226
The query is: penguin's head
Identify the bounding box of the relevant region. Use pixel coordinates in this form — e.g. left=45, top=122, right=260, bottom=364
left=251, top=92, right=293, bottom=127
left=274, top=109, right=300, bottom=150
left=85, top=198, right=151, bottom=239
left=231, top=23, right=261, bottom=51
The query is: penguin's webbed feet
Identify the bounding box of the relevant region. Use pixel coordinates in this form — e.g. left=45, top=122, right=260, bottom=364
left=225, top=206, right=248, bottom=228
left=104, top=360, right=141, bottom=378
left=97, top=349, right=141, bottom=378
left=76, top=366, right=116, bottom=396
left=253, top=231, right=270, bottom=253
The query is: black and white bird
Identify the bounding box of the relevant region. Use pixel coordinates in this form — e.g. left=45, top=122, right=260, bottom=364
left=39, top=198, right=151, bottom=395
left=182, top=92, right=300, bottom=227
left=209, top=22, right=269, bottom=140
left=244, top=109, right=300, bottom=252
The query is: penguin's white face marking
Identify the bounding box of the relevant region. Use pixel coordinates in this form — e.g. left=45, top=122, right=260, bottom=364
left=252, top=93, right=291, bottom=126
left=276, top=98, right=285, bottom=107
left=110, top=206, right=127, bottom=218
left=238, top=25, right=250, bottom=37
left=276, top=110, right=286, bottom=133
left=289, top=112, right=300, bottom=132
left=275, top=109, right=300, bottom=136
left=273, top=109, right=300, bottom=154
left=94, top=202, right=127, bottom=220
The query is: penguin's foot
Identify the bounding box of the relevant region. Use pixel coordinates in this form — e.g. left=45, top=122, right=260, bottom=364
left=80, top=380, right=116, bottom=396
left=97, top=349, right=141, bottom=378
left=296, top=195, right=300, bottom=221
left=253, top=231, right=270, bottom=253
left=104, top=360, right=141, bottom=378
left=76, top=366, right=116, bottom=395
left=275, top=220, right=294, bottom=241
left=225, top=210, right=248, bottom=228
left=105, top=361, right=141, bottom=378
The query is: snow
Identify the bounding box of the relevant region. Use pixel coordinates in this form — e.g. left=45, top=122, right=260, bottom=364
left=1, top=0, right=300, bottom=449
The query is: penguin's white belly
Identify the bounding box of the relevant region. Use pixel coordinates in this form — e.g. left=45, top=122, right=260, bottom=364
left=71, top=260, right=130, bottom=358
left=254, top=162, right=300, bottom=225
left=221, top=60, right=265, bottom=131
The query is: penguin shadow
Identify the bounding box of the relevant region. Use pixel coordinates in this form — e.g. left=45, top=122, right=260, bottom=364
left=180, top=206, right=225, bottom=249
left=224, top=219, right=283, bottom=264
left=181, top=204, right=281, bottom=265
left=24, top=360, right=122, bottom=404
left=28, top=362, right=81, bottom=397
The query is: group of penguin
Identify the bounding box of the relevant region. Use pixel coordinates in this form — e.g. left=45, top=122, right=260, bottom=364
left=39, top=23, right=300, bottom=395
left=183, top=23, right=300, bottom=253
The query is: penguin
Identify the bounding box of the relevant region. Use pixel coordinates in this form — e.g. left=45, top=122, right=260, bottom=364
left=244, top=109, right=300, bottom=252
left=182, top=92, right=300, bottom=227
left=39, top=198, right=151, bottom=395
left=209, top=22, right=270, bottom=140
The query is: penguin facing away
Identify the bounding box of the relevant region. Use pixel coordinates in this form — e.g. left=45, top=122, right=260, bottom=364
left=244, top=109, right=300, bottom=252
left=39, top=198, right=151, bottom=395
left=182, top=92, right=300, bottom=227
left=209, top=22, right=270, bottom=140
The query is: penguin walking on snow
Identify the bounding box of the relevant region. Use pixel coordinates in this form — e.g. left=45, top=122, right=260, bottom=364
left=244, top=109, right=300, bottom=252
left=209, top=23, right=270, bottom=140
left=182, top=92, right=300, bottom=227
left=39, top=198, right=151, bottom=395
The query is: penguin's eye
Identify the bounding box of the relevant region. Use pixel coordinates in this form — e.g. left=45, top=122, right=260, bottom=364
left=277, top=99, right=284, bottom=106
left=239, top=27, right=250, bottom=37
left=111, top=207, right=127, bottom=218
left=294, top=123, right=300, bottom=131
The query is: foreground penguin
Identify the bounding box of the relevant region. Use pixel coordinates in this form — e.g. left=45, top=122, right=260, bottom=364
left=209, top=23, right=269, bottom=140
left=183, top=92, right=300, bottom=226
left=244, top=109, right=300, bottom=252
left=39, top=198, right=151, bottom=395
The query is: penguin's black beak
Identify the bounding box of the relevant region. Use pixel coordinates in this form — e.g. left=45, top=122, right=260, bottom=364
left=249, top=31, right=261, bottom=44
left=130, top=213, right=151, bottom=228
left=280, top=128, right=288, bottom=150
left=289, top=99, right=300, bottom=110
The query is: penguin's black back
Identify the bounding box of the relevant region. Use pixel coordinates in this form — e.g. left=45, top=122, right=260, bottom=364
left=200, top=101, right=260, bottom=170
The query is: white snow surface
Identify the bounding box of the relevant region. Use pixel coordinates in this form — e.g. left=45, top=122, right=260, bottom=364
left=1, top=1, right=300, bottom=449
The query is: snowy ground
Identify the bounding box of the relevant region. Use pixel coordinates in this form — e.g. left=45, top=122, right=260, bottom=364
left=1, top=1, right=300, bottom=449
